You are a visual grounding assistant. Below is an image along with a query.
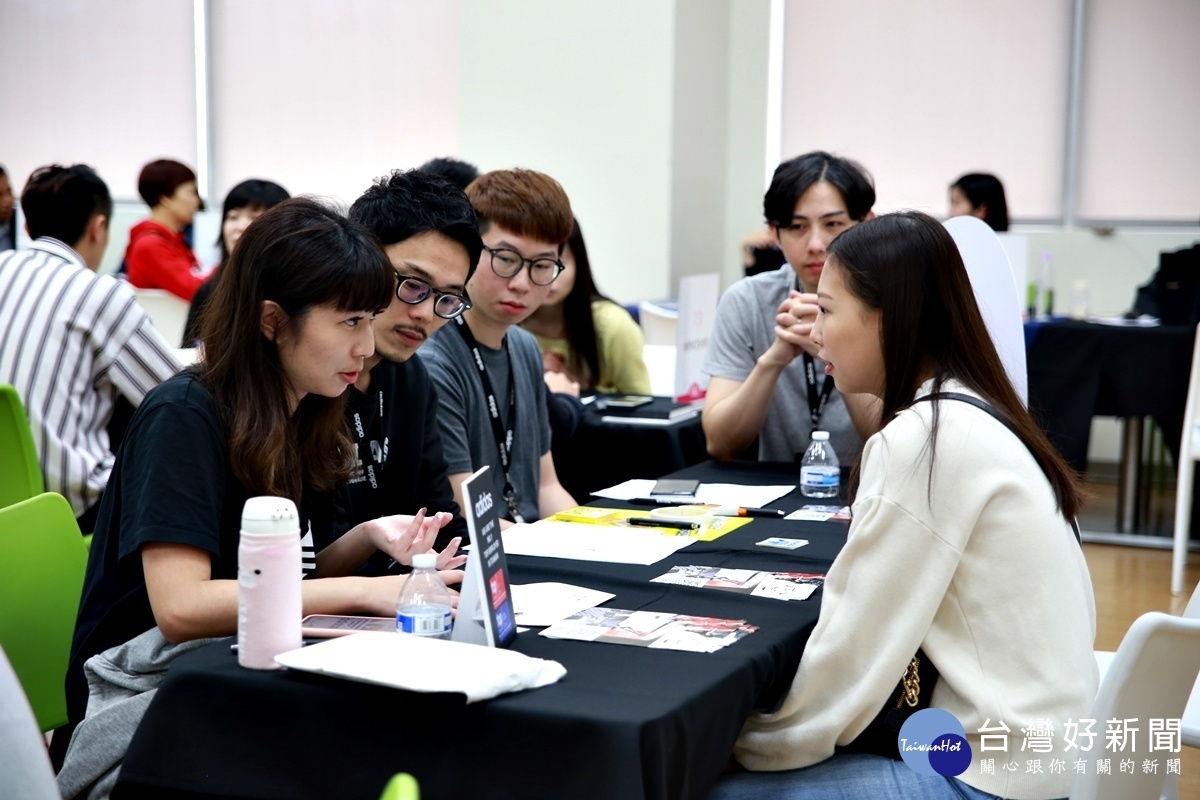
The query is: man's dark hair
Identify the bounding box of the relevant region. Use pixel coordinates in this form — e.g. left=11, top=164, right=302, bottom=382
left=764, top=151, right=875, bottom=227
left=137, top=159, right=196, bottom=207
left=417, top=157, right=480, bottom=192
left=21, top=164, right=113, bottom=244
left=349, top=169, right=483, bottom=282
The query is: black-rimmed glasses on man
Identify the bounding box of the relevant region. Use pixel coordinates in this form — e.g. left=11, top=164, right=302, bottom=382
left=394, top=272, right=472, bottom=319
left=485, top=247, right=564, bottom=286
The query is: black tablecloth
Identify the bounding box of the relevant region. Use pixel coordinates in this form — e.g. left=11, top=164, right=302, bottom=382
left=553, top=403, right=708, bottom=500
left=1025, top=320, right=1193, bottom=472
left=115, top=462, right=841, bottom=800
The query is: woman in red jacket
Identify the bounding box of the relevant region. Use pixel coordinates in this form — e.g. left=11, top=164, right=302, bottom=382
left=125, top=158, right=209, bottom=301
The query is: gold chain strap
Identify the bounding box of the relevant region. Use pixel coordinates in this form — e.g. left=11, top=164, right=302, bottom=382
left=896, top=655, right=922, bottom=709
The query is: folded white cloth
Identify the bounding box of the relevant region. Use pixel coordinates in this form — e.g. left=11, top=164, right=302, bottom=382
left=275, top=632, right=565, bottom=702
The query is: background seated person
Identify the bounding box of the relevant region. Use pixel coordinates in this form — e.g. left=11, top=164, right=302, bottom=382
left=182, top=178, right=290, bottom=345
left=947, top=172, right=1009, bottom=232
left=125, top=158, right=209, bottom=301
left=522, top=216, right=651, bottom=396
left=711, top=212, right=1096, bottom=800
left=702, top=151, right=879, bottom=463
left=0, top=164, right=179, bottom=533
left=63, top=199, right=463, bottom=761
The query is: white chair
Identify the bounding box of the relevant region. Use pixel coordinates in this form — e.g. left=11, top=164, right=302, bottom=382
left=943, top=216, right=1028, bottom=405
left=641, top=344, right=677, bottom=397
left=0, top=646, right=61, bottom=800
left=637, top=300, right=678, bottom=348
left=1078, top=608, right=1200, bottom=800
left=1172, top=323, right=1200, bottom=595
left=132, top=287, right=191, bottom=349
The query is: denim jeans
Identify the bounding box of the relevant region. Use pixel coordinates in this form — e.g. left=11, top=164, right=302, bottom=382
left=708, top=754, right=1015, bottom=800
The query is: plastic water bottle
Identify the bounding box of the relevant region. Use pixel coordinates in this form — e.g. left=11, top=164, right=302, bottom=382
left=396, top=553, right=452, bottom=639
left=800, top=431, right=840, bottom=499
left=238, top=496, right=303, bottom=670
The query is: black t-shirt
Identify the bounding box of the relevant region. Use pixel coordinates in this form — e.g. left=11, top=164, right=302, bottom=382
left=338, top=355, right=468, bottom=560
left=66, top=371, right=334, bottom=722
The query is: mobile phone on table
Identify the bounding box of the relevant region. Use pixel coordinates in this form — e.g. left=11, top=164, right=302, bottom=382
left=650, top=478, right=700, bottom=500
left=300, top=614, right=395, bottom=638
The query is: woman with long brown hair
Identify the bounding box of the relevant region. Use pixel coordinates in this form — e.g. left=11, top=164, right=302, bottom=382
left=66, top=198, right=463, bottom=731
left=713, top=212, right=1096, bottom=800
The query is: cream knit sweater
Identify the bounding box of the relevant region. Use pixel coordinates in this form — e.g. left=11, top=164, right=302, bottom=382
left=735, top=379, right=1098, bottom=799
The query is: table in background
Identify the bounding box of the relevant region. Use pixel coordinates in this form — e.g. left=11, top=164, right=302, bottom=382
left=1024, top=319, right=1193, bottom=533
left=115, top=462, right=841, bottom=800
left=553, top=401, right=708, bottom=501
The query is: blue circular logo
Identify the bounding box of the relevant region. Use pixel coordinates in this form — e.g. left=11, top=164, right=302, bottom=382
left=898, top=708, right=972, bottom=776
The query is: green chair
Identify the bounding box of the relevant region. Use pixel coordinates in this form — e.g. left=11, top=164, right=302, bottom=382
left=379, top=773, right=420, bottom=800
left=0, top=492, right=89, bottom=732
left=0, top=384, right=45, bottom=509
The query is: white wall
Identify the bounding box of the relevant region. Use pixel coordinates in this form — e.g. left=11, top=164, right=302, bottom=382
left=458, top=0, right=676, bottom=305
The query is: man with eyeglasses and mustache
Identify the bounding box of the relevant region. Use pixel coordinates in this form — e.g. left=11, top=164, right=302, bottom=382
left=422, top=168, right=578, bottom=528
left=340, top=169, right=483, bottom=554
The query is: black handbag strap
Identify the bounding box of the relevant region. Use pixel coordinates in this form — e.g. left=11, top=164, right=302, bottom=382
left=912, top=391, right=1082, bottom=546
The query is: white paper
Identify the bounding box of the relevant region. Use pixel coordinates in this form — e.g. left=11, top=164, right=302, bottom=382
left=1087, top=314, right=1160, bottom=327
left=593, top=479, right=794, bottom=509
left=510, top=582, right=615, bottom=627
left=274, top=631, right=566, bottom=703
left=501, top=520, right=694, bottom=565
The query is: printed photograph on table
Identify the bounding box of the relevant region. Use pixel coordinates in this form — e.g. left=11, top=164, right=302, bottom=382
left=785, top=504, right=851, bottom=521
left=539, top=607, right=757, bottom=653
left=652, top=565, right=826, bottom=601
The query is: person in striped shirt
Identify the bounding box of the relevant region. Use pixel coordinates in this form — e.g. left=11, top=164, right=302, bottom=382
left=0, top=164, right=179, bottom=532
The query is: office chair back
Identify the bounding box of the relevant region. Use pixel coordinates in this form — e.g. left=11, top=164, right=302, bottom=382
left=0, top=384, right=45, bottom=509
left=0, top=492, right=89, bottom=732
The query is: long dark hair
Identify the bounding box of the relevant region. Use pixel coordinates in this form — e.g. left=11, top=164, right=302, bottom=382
left=951, top=173, right=1009, bottom=232
left=829, top=211, right=1080, bottom=520
left=196, top=197, right=392, bottom=502
left=558, top=218, right=613, bottom=389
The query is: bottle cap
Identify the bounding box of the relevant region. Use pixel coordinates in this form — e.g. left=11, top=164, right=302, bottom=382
left=241, top=496, right=299, bottom=535
left=812, top=431, right=830, bottom=441
left=411, top=553, right=438, bottom=569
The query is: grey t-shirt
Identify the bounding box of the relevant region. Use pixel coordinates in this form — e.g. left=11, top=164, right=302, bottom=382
left=702, top=264, right=864, bottom=463
left=422, top=320, right=551, bottom=523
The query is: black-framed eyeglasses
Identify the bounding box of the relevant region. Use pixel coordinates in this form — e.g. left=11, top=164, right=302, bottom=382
left=485, top=247, right=564, bottom=286
left=393, top=272, right=472, bottom=319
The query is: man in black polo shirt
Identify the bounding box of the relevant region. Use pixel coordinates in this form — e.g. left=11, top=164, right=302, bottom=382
left=342, top=169, right=483, bottom=553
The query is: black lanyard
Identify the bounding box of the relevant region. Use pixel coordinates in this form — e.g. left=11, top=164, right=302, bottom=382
left=802, top=352, right=834, bottom=427
left=453, top=317, right=524, bottom=523
left=794, top=276, right=834, bottom=426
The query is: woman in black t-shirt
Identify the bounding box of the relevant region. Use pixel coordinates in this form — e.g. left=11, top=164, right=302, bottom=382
left=67, top=198, right=465, bottom=728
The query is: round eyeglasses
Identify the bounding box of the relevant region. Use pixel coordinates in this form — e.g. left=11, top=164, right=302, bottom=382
left=486, top=247, right=564, bottom=286
left=394, top=273, right=472, bottom=319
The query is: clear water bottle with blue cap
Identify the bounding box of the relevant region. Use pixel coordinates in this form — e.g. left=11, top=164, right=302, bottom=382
left=799, top=430, right=840, bottom=499
left=396, top=553, right=452, bottom=639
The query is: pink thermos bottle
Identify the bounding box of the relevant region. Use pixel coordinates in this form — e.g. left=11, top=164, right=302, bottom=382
left=237, top=496, right=302, bottom=669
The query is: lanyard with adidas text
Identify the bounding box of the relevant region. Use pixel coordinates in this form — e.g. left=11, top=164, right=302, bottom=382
left=453, top=317, right=524, bottom=522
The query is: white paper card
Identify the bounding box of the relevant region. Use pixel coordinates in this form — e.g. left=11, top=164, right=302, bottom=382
left=511, top=582, right=615, bottom=627
left=593, top=479, right=793, bottom=508
left=501, top=521, right=694, bottom=565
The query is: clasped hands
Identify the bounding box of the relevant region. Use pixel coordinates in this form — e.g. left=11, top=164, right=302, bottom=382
left=765, top=290, right=821, bottom=364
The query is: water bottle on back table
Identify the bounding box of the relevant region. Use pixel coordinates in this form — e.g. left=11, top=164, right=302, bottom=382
left=800, top=430, right=840, bottom=499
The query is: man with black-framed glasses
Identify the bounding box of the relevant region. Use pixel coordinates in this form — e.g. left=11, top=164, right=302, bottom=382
left=339, top=168, right=484, bottom=555
left=422, top=168, right=578, bottom=527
